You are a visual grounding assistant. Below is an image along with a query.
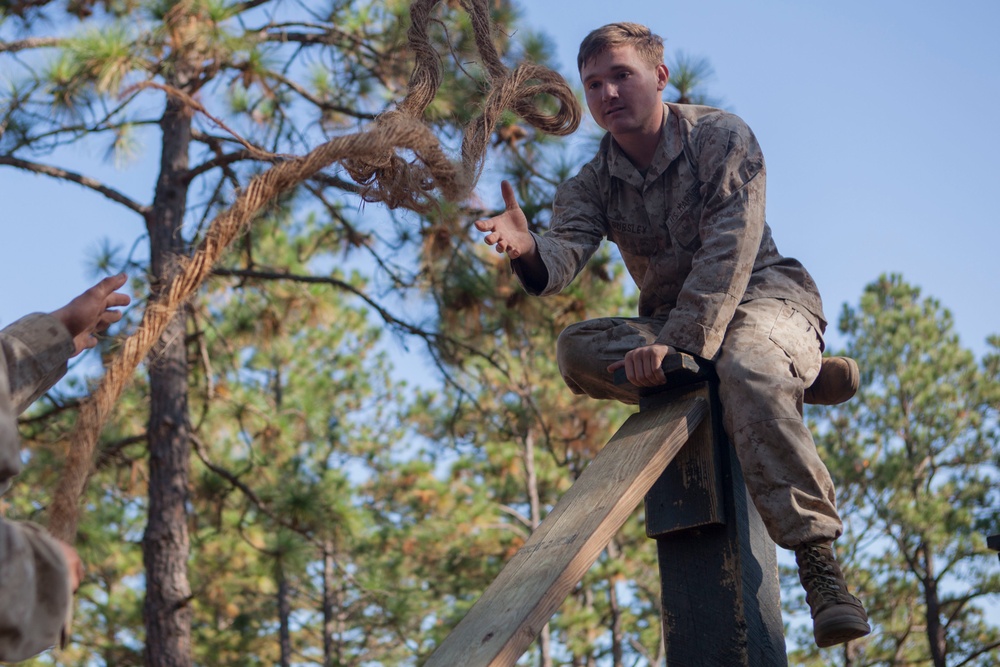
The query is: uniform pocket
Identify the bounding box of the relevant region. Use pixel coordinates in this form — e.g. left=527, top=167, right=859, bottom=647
left=607, top=218, right=657, bottom=256
left=767, top=302, right=822, bottom=384
left=664, top=184, right=702, bottom=249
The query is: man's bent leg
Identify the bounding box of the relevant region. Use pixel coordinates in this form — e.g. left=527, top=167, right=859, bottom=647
left=714, top=299, right=841, bottom=549
left=556, top=317, right=667, bottom=404
left=715, top=299, right=869, bottom=647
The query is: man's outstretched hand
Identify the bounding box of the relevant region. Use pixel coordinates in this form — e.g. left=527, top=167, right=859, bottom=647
left=50, top=273, right=131, bottom=356
left=608, top=343, right=674, bottom=388
left=474, top=180, right=537, bottom=260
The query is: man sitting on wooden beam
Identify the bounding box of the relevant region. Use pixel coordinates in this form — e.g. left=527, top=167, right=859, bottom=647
left=475, top=21, right=869, bottom=648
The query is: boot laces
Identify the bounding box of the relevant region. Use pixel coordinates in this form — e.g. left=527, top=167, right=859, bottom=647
left=799, top=545, right=850, bottom=605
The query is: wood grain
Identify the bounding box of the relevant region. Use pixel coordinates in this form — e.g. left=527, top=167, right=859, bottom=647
left=422, top=396, right=707, bottom=667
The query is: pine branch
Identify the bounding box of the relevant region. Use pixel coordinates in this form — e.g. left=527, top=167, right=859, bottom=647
left=0, top=155, right=149, bottom=215
left=184, top=149, right=269, bottom=184
left=264, top=68, right=378, bottom=121
left=0, top=37, right=62, bottom=53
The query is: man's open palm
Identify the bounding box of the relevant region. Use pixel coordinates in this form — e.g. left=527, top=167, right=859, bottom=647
left=474, top=180, right=536, bottom=259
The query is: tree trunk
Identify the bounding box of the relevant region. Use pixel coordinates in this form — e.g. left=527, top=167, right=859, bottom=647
left=923, top=547, right=947, bottom=667
left=323, top=544, right=335, bottom=667
left=523, top=429, right=553, bottom=667
left=142, top=88, right=194, bottom=667
left=322, top=541, right=346, bottom=667
left=606, top=540, right=624, bottom=667
left=278, top=563, right=292, bottom=667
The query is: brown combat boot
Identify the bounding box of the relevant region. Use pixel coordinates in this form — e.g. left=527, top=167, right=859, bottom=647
left=795, top=541, right=871, bottom=648
left=804, top=357, right=859, bottom=405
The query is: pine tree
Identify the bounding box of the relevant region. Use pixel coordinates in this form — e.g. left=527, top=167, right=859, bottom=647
left=787, top=274, right=1000, bottom=667
left=4, top=1, right=566, bottom=663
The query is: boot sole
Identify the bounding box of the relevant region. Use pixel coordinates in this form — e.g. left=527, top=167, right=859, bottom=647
left=814, top=616, right=871, bottom=648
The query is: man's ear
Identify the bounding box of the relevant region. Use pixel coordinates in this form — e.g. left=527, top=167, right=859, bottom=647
left=657, top=63, right=670, bottom=91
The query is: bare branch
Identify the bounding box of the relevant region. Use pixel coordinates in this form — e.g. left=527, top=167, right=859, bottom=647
left=185, top=149, right=272, bottom=184
left=228, top=0, right=274, bottom=13
left=191, top=432, right=323, bottom=549
left=211, top=267, right=427, bottom=335
left=0, top=155, right=149, bottom=216
left=210, top=268, right=504, bottom=376
left=308, top=172, right=364, bottom=196
left=95, top=434, right=147, bottom=469
left=0, top=37, right=62, bottom=53
left=264, top=68, right=378, bottom=121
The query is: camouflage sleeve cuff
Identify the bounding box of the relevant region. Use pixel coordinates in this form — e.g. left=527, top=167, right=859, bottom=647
left=0, top=313, right=75, bottom=413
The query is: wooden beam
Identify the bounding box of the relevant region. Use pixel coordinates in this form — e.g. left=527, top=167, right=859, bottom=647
left=422, top=396, right=707, bottom=667
left=644, top=382, right=786, bottom=666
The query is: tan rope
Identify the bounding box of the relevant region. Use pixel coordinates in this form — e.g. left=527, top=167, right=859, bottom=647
left=46, top=0, right=581, bottom=542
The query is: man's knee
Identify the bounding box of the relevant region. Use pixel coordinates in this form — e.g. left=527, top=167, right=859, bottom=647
left=716, top=345, right=807, bottom=434
left=556, top=321, right=596, bottom=379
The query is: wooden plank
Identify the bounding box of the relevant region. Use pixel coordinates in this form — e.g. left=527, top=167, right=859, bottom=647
left=644, top=383, right=725, bottom=537
left=422, top=397, right=707, bottom=667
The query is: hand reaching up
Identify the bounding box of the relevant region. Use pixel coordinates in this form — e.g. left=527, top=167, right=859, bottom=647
left=474, top=180, right=537, bottom=260
left=50, top=274, right=131, bottom=356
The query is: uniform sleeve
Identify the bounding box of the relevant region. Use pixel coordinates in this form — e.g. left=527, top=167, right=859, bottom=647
left=654, top=115, right=767, bottom=358
left=0, top=314, right=76, bottom=662
left=0, top=313, right=75, bottom=414
left=512, top=168, right=607, bottom=296
left=0, top=520, right=73, bottom=662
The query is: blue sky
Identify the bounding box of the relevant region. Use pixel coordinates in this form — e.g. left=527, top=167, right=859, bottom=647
left=2, top=0, right=998, bottom=362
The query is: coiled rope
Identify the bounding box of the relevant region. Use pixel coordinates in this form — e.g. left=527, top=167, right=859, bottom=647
left=47, top=0, right=581, bottom=542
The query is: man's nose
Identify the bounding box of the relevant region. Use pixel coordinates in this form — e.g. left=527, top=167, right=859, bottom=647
left=602, top=84, right=618, bottom=102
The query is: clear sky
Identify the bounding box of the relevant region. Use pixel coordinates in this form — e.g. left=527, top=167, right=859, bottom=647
left=2, top=0, right=999, bottom=361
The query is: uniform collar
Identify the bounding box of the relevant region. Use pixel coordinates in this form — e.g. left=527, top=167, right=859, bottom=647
left=606, top=103, right=683, bottom=187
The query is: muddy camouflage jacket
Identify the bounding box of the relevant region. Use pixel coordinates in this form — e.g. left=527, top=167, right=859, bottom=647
left=516, top=102, right=826, bottom=360
left=1, top=313, right=75, bottom=662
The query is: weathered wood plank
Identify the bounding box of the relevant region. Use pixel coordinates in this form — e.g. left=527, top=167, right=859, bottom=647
left=644, top=383, right=725, bottom=536
left=422, top=397, right=707, bottom=667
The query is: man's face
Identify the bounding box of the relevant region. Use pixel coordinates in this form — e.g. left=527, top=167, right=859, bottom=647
left=581, top=45, right=669, bottom=138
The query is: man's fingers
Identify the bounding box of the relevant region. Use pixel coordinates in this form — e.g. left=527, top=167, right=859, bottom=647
left=106, top=291, right=131, bottom=308
left=607, top=360, right=625, bottom=373
left=94, top=272, right=128, bottom=296
left=500, top=180, right=519, bottom=211
left=96, top=309, right=124, bottom=329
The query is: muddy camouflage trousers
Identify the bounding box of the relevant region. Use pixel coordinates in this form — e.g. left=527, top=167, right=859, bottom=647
left=555, top=297, right=843, bottom=549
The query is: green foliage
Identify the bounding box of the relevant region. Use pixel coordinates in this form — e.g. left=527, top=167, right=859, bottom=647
left=21, top=3, right=994, bottom=667
left=787, top=273, right=1000, bottom=666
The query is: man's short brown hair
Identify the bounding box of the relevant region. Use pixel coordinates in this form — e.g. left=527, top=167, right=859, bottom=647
left=577, top=22, right=665, bottom=73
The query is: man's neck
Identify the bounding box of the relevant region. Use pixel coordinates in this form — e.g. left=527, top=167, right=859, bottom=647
left=612, top=107, right=665, bottom=171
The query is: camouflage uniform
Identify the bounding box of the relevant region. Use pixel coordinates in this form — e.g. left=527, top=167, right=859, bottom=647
left=513, top=102, right=842, bottom=549
left=1, top=313, right=76, bottom=662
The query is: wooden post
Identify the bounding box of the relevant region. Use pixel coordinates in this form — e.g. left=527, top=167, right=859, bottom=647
left=637, top=355, right=788, bottom=666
